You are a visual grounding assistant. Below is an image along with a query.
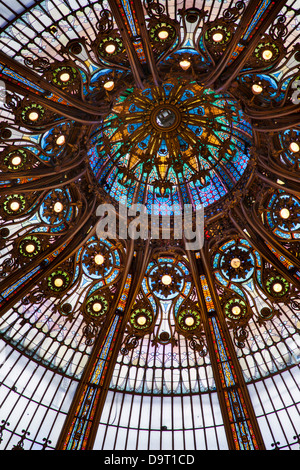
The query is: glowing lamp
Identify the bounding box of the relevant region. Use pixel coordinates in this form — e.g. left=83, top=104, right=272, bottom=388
left=162, top=274, right=172, bottom=286
left=94, top=254, right=105, bottom=265
left=54, top=277, right=64, bottom=288
left=158, top=29, right=169, bottom=40
left=53, top=202, right=64, bottom=213
left=103, top=80, right=115, bottom=91
left=179, top=59, right=191, bottom=71
left=212, top=32, right=224, bottom=42
left=231, top=258, right=241, bottom=269
left=280, top=208, right=290, bottom=219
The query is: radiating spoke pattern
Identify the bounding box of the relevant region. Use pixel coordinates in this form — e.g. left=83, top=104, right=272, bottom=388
left=0, top=0, right=299, bottom=452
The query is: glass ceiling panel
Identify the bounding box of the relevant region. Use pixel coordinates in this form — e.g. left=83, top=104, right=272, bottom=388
left=0, top=0, right=299, bottom=452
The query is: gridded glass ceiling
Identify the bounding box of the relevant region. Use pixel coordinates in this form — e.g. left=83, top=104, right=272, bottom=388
left=0, top=0, right=299, bottom=452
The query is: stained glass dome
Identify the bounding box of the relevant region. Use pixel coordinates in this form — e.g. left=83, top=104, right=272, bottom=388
left=0, top=0, right=299, bottom=453
left=90, top=79, right=252, bottom=211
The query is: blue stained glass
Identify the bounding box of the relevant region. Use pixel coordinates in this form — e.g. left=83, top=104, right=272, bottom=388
left=274, top=230, right=290, bottom=239
left=120, top=0, right=137, bottom=35
left=179, top=184, right=190, bottom=205
left=216, top=166, right=235, bottom=187
left=243, top=0, right=272, bottom=41
left=145, top=190, right=154, bottom=214
left=179, top=89, right=195, bottom=101
left=0, top=266, right=40, bottom=301
left=129, top=104, right=143, bottom=114
left=189, top=106, right=205, bottom=116
left=230, top=284, right=246, bottom=299
left=109, top=178, right=128, bottom=205
left=138, top=134, right=150, bottom=150
left=178, top=136, right=189, bottom=151
left=188, top=182, right=202, bottom=208
left=163, top=83, right=175, bottom=96
left=158, top=140, right=168, bottom=156
left=171, top=189, right=181, bottom=210
left=215, top=271, right=227, bottom=286
left=0, top=64, right=44, bottom=93
left=142, top=88, right=153, bottom=100
left=106, top=167, right=118, bottom=186
left=187, top=124, right=203, bottom=136
left=127, top=186, right=135, bottom=206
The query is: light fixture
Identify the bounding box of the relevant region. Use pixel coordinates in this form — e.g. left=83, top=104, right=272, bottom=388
left=232, top=306, right=241, bottom=316
left=53, top=202, right=64, bottom=213
left=252, top=83, right=263, bottom=95
left=280, top=208, right=290, bottom=219
left=59, top=72, right=71, bottom=82
left=54, top=277, right=64, bottom=288
left=231, top=258, right=241, bottom=269
left=212, top=32, right=224, bottom=42
left=92, top=302, right=102, bottom=312
left=289, top=142, right=300, bottom=153
left=11, top=155, right=22, bottom=166
left=158, top=29, right=169, bottom=40
left=103, top=80, right=115, bottom=91
left=28, top=111, right=39, bottom=122
left=161, top=274, right=172, bottom=286
left=262, top=49, right=273, bottom=61
left=105, top=43, right=116, bottom=54
left=273, top=282, right=283, bottom=293
left=94, top=254, right=105, bottom=265
left=184, top=316, right=195, bottom=327
left=56, top=135, right=66, bottom=146
left=10, top=201, right=20, bottom=211
left=179, top=59, right=191, bottom=71
left=25, top=243, right=35, bottom=254
left=136, top=315, right=147, bottom=326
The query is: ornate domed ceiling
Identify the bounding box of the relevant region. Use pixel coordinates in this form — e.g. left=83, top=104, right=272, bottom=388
left=92, top=79, right=252, bottom=211
left=0, top=0, right=299, bottom=452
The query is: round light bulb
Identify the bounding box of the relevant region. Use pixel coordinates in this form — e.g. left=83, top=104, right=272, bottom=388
left=53, top=202, right=64, bottom=213
left=289, top=142, right=300, bottom=153
left=59, top=72, right=70, bottom=82
left=11, top=155, right=22, bottom=166
left=94, top=254, right=105, bottom=265
left=54, top=277, right=64, bottom=288
left=232, top=306, right=241, bottom=316
left=252, top=83, right=263, bottom=95
left=280, top=208, right=290, bottom=219
left=56, top=135, right=65, bottom=146
left=179, top=59, right=191, bottom=71
left=273, top=282, right=283, bottom=293
left=231, top=258, right=241, bottom=269
left=161, top=274, right=172, bottom=286
left=92, top=302, right=102, bottom=312
left=28, top=111, right=39, bottom=122
left=212, top=32, right=224, bottom=42
left=158, top=29, right=169, bottom=40
left=103, top=80, right=115, bottom=91
left=137, top=315, right=147, bottom=326
left=10, top=201, right=20, bottom=211
left=184, top=316, right=195, bottom=327
left=25, top=243, right=35, bottom=253
left=262, top=49, right=273, bottom=61
left=105, top=43, right=116, bottom=54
